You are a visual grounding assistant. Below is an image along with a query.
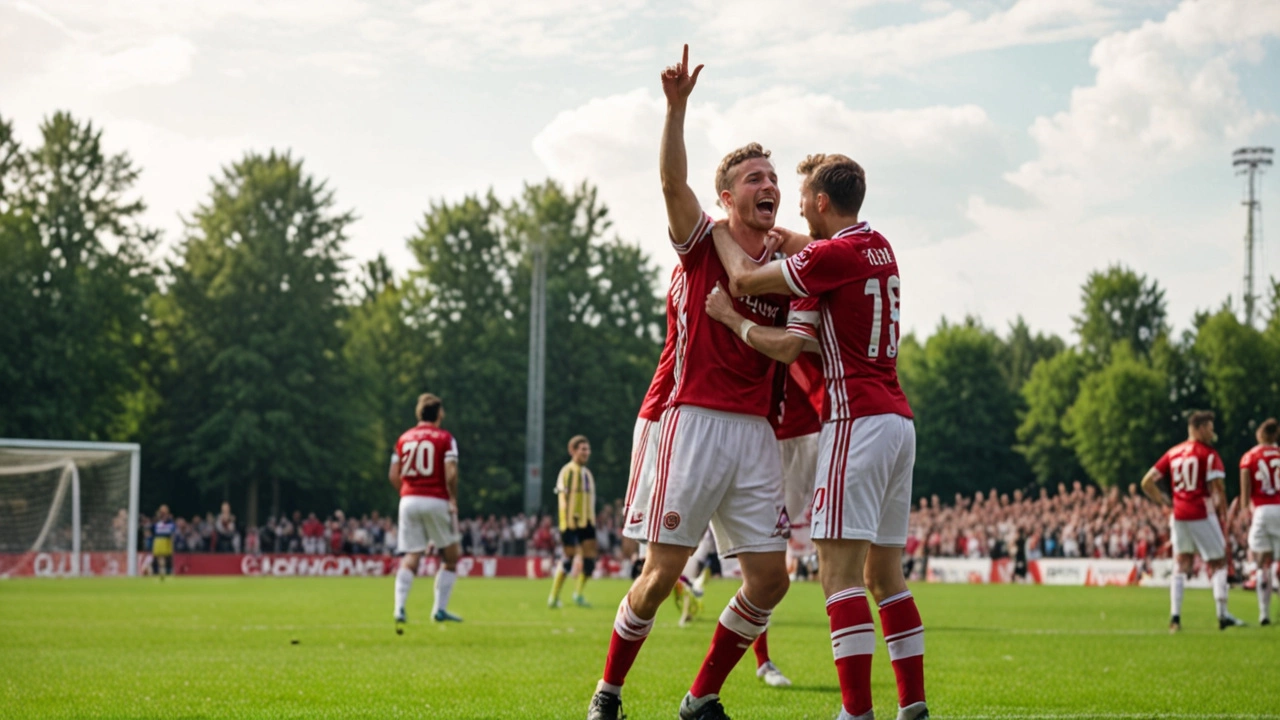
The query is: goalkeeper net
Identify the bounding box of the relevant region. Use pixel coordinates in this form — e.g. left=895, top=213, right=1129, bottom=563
left=0, top=440, right=140, bottom=578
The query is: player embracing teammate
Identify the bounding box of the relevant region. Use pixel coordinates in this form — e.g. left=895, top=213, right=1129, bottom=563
left=713, top=154, right=928, bottom=720
left=587, top=44, right=794, bottom=720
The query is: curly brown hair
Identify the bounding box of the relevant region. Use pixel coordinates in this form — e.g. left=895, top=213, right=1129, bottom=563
left=714, top=142, right=772, bottom=196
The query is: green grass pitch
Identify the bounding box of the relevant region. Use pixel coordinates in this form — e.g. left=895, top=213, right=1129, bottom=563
left=1, top=576, right=1276, bottom=719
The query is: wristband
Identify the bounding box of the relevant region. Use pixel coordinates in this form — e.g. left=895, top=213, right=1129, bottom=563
left=738, top=319, right=758, bottom=345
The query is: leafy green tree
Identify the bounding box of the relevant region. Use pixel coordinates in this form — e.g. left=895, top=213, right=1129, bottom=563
left=902, top=318, right=1026, bottom=498
left=1065, top=344, right=1170, bottom=488
left=1073, top=265, right=1168, bottom=363
left=1193, top=308, right=1280, bottom=470
left=343, top=256, right=424, bottom=516
left=1016, top=350, right=1089, bottom=488
left=0, top=112, right=157, bottom=440
left=995, top=316, right=1064, bottom=396
left=510, top=182, right=664, bottom=512
left=155, top=151, right=353, bottom=527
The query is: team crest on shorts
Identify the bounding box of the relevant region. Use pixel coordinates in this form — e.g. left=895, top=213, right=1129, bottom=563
left=663, top=512, right=681, bottom=531
left=772, top=508, right=792, bottom=539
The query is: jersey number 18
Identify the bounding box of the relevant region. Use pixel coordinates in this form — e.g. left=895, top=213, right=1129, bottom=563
left=864, top=275, right=901, bottom=360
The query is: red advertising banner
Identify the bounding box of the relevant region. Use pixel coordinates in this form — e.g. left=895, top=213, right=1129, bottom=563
left=0, top=552, right=628, bottom=579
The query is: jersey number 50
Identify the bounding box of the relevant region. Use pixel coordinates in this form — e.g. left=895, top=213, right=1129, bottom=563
left=400, top=441, right=435, bottom=477
left=1171, top=456, right=1199, bottom=493
left=864, top=275, right=901, bottom=360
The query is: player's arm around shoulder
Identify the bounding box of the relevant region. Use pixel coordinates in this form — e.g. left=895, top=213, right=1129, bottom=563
left=704, top=282, right=811, bottom=363
left=711, top=222, right=792, bottom=297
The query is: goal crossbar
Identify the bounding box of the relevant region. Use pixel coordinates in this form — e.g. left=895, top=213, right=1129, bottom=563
left=0, top=439, right=141, bottom=577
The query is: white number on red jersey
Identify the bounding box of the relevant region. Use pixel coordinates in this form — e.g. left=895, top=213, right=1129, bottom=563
left=863, top=275, right=900, bottom=360
left=1171, top=456, right=1199, bottom=493
left=400, top=441, right=436, bottom=477
left=1256, top=458, right=1280, bottom=495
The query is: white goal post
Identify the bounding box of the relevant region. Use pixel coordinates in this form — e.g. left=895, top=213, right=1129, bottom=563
left=0, top=439, right=141, bottom=577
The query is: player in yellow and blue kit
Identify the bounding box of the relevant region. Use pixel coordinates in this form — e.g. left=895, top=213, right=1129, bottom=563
left=550, top=435, right=598, bottom=608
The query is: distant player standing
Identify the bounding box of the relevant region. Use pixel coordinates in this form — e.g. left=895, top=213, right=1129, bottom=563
left=586, top=44, right=792, bottom=720
left=390, top=393, right=463, bottom=631
left=550, top=435, right=599, bottom=608
left=711, top=153, right=928, bottom=720
left=1141, top=410, right=1244, bottom=631
left=1240, top=417, right=1280, bottom=625
left=152, top=505, right=176, bottom=578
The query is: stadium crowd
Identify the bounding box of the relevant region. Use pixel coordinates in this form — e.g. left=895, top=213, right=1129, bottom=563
left=131, top=500, right=629, bottom=559
left=133, top=484, right=1261, bottom=573
left=905, top=481, right=1256, bottom=574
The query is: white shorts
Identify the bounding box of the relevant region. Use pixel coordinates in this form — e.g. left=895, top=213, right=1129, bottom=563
left=1171, top=515, right=1226, bottom=561
left=811, top=414, right=915, bottom=547
left=779, top=433, right=819, bottom=528
left=643, top=405, right=788, bottom=557
left=1249, top=505, right=1280, bottom=555
left=398, top=496, right=460, bottom=553
left=622, top=417, right=662, bottom=543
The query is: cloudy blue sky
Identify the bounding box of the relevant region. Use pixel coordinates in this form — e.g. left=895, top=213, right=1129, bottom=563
left=2, top=0, right=1278, bottom=339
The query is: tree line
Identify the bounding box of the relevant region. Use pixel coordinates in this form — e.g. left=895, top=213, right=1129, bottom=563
left=3, top=111, right=1278, bottom=526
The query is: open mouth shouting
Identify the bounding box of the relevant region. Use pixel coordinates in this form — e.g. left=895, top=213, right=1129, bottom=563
left=755, top=197, right=776, bottom=221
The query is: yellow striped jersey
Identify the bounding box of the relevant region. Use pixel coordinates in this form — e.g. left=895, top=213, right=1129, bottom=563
left=556, top=461, right=596, bottom=531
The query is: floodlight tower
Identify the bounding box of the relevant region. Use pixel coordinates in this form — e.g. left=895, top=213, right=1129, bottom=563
left=1233, top=146, right=1272, bottom=326
left=524, top=225, right=547, bottom=516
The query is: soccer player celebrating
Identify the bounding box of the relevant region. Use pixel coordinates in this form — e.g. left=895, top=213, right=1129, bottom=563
left=585, top=44, right=792, bottom=720
left=390, top=393, right=463, bottom=631
left=1240, top=417, right=1280, bottom=625
left=708, top=154, right=928, bottom=720
left=550, top=435, right=599, bottom=608
left=1140, top=410, right=1244, bottom=631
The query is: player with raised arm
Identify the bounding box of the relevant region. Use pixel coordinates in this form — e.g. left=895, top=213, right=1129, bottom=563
left=550, top=435, right=599, bottom=608
left=709, top=154, right=928, bottom=720
left=1240, top=417, right=1280, bottom=625
left=1140, top=410, right=1244, bottom=631
left=586, top=44, right=792, bottom=720
left=390, top=393, right=463, bottom=632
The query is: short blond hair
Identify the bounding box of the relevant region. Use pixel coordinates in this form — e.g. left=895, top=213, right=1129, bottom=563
left=795, top=153, right=851, bottom=175
left=568, top=435, right=589, bottom=454
left=715, top=143, right=772, bottom=195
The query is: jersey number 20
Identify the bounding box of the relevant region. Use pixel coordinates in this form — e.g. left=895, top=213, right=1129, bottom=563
left=400, top=441, right=435, bottom=477
left=864, top=275, right=900, bottom=360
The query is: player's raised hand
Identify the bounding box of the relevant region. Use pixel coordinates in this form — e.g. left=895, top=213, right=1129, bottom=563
left=661, top=44, right=704, bottom=105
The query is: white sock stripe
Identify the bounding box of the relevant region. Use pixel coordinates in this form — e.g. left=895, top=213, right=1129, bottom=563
left=614, top=597, right=655, bottom=641
left=832, top=630, right=877, bottom=660
left=826, top=587, right=867, bottom=606
left=734, top=591, right=768, bottom=618
left=886, top=632, right=925, bottom=661
left=721, top=603, right=770, bottom=640
left=884, top=625, right=925, bottom=642
left=878, top=590, right=913, bottom=607
left=831, top=623, right=876, bottom=640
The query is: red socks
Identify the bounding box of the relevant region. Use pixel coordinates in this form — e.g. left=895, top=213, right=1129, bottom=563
left=689, top=590, right=771, bottom=698
left=827, top=587, right=875, bottom=716
left=879, top=590, right=926, bottom=709
left=601, top=595, right=654, bottom=689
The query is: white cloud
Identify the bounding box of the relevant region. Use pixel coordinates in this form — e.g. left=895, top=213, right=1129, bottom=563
left=534, top=86, right=997, bottom=276
left=692, top=0, right=1118, bottom=78
left=912, top=0, right=1280, bottom=337
left=1006, top=0, right=1280, bottom=208
left=409, top=0, right=646, bottom=67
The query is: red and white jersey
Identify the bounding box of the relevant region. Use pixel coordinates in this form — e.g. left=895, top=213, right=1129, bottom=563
left=637, top=266, right=685, bottom=422
left=668, top=213, right=788, bottom=418
left=774, top=352, right=823, bottom=440
left=392, top=423, right=459, bottom=500
left=1240, top=444, right=1280, bottom=508
left=782, top=222, right=912, bottom=423
left=1152, top=440, right=1224, bottom=520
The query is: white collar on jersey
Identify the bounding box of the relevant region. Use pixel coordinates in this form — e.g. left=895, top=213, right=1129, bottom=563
left=832, top=221, right=872, bottom=239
